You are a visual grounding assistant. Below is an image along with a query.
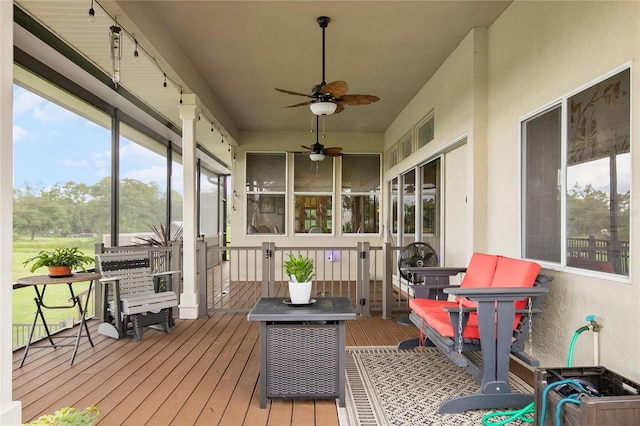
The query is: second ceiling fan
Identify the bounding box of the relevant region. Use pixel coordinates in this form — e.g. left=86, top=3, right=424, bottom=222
left=276, top=16, right=380, bottom=115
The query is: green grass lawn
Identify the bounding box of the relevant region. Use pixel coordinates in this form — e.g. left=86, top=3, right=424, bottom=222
left=12, top=237, right=99, bottom=347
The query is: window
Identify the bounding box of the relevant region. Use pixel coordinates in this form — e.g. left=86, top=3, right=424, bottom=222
left=421, top=159, right=440, bottom=237
left=417, top=114, right=435, bottom=149
left=119, top=123, right=168, bottom=243
left=390, top=177, right=399, bottom=236
left=522, top=69, right=630, bottom=276
left=245, top=153, right=286, bottom=235
left=402, top=169, right=416, bottom=246
left=294, top=154, right=333, bottom=234
left=341, top=154, right=381, bottom=233
left=387, top=144, right=398, bottom=169
left=400, top=132, right=413, bottom=160
left=200, top=166, right=220, bottom=238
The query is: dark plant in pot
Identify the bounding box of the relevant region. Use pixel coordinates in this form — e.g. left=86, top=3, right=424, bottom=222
left=23, top=247, right=95, bottom=277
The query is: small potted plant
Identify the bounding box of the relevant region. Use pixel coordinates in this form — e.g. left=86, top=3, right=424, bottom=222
left=23, top=247, right=95, bottom=277
left=282, top=254, right=316, bottom=304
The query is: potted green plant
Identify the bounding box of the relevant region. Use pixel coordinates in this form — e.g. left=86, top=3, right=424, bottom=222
left=23, top=247, right=95, bottom=277
left=282, top=254, right=316, bottom=304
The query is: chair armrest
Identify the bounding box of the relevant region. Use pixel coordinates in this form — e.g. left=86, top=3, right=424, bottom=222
left=151, top=270, right=181, bottom=278
left=99, top=276, right=121, bottom=283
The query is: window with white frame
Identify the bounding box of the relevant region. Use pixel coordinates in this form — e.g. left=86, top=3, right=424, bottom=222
left=400, top=132, right=413, bottom=160
left=341, top=154, right=381, bottom=234
left=386, top=143, right=398, bottom=169
left=522, top=68, right=630, bottom=276
left=245, top=153, right=286, bottom=235
left=293, top=154, right=333, bottom=234
left=417, top=114, right=435, bottom=149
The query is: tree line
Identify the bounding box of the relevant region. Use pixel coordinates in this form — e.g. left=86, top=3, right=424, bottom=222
left=13, top=177, right=183, bottom=240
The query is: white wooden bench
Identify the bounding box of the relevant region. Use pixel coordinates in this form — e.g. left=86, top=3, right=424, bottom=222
left=96, top=252, right=179, bottom=341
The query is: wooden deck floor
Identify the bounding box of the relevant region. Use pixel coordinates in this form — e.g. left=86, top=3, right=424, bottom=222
left=13, top=311, right=419, bottom=425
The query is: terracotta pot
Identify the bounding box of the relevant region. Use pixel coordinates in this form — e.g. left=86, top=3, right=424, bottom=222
left=48, top=265, right=72, bottom=277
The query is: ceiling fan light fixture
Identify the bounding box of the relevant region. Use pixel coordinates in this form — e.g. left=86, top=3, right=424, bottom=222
left=309, top=152, right=326, bottom=161
left=310, top=101, right=337, bottom=116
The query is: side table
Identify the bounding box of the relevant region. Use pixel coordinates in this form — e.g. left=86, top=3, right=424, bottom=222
left=247, top=297, right=356, bottom=408
left=15, top=271, right=100, bottom=366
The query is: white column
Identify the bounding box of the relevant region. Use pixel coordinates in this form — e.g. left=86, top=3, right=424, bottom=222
left=178, top=94, right=199, bottom=318
left=0, top=3, right=23, bottom=425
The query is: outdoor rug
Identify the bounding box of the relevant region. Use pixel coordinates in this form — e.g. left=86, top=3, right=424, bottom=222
left=337, top=346, right=532, bottom=426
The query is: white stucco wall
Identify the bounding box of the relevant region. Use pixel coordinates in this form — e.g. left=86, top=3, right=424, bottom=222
left=485, top=1, right=640, bottom=381
left=383, top=1, right=640, bottom=381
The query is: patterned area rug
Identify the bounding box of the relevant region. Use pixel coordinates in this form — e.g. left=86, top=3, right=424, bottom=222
left=338, top=347, right=532, bottom=426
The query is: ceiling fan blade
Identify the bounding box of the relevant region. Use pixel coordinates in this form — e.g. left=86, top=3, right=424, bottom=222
left=284, top=101, right=312, bottom=108
left=333, top=103, right=345, bottom=114
left=301, top=145, right=313, bottom=151
left=275, top=87, right=311, bottom=97
left=321, top=80, right=348, bottom=98
left=325, top=147, right=344, bottom=156
left=340, top=94, right=380, bottom=106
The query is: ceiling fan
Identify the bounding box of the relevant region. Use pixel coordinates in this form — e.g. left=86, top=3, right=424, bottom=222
left=300, top=116, right=343, bottom=161
left=276, top=16, right=380, bottom=115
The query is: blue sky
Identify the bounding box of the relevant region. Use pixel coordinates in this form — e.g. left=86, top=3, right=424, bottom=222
left=12, top=85, right=176, bottom=192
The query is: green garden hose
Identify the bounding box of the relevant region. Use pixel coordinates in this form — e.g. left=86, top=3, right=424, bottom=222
left=481, top=324, right=592, bottom=425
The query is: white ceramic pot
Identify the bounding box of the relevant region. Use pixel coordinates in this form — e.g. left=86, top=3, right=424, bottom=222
left=288, top=281, right=312, bottom=304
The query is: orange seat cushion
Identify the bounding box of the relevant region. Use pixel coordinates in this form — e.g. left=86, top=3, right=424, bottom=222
left=424, top=310, right=524, bottom=340
left=491, top=256, right=540, bottom=309
left=410, top=298, right=458, bottom=317
left=458, top=252, right=499, bottom=308
left=424, top=311, right=481, bottom=339
left=460, top=253, right=499, bottom=289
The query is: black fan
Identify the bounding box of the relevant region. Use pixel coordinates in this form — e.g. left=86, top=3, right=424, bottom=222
left=398, top=242, right=438, bottom=283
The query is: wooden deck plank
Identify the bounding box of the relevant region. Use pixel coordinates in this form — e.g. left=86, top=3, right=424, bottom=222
left=13, top=309, right=419, bottom=425
left=195, top=320, right=260, bottom=425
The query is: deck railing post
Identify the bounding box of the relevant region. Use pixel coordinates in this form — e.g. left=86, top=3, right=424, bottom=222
left=381, top=242, right=393, bottom=319
left=262, top=242, right=275, bottom=297
left=196, top=238, right=207, bottom=318
left=361, top=242, right=371, bottom=317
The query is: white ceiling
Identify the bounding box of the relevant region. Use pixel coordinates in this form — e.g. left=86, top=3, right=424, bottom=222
left=15, top=0, right=511, bottom=161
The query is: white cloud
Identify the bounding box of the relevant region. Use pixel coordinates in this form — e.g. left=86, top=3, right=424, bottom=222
left=120, top=142, right=165, bottom=165
left=124, top=166, right=167, bottom=190
left=13, top=88, right=44, bottom=114
left=13, top=125, right=31, bottom=142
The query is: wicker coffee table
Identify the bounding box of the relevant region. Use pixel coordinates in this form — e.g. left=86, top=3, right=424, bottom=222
left=247, top=297, right=356, bottom=408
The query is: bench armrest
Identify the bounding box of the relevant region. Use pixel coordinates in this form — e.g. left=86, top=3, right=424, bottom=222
left=100, top=276, right=121, bottom=283
left=444, top=286, right=548, bottom=302
left=401, top=266, right=467, bottom=278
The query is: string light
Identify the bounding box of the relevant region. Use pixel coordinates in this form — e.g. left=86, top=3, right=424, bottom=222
left=91, top=0, right=183, bottom=96
left=133, top=36, right=139, bottom=62
left=88, top=0, right=95, bottom=23
left=109, top=23, right=122, bottom=88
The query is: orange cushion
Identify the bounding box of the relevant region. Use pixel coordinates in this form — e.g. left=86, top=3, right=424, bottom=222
left=492, top=256, right=540, bottom=309
left=460, top=252, right=499, bottom=288
left=458, top=253, right=499, bottom=308
left=424, top=311, right=524, bottom=340
left=424, top=311, right=481, bottom=339
left=410, top=297, right=458, bottom=317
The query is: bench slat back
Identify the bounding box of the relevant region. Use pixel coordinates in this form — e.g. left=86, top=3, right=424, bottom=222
left=96, top=253, right=156, bottom=297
